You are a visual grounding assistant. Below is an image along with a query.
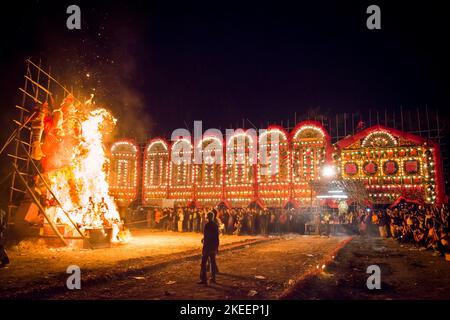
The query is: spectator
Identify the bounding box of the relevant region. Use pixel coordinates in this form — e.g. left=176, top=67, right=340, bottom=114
left=0, top=209, right=9, bottom=268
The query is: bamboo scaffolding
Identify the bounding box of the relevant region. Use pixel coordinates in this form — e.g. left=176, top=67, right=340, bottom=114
left=10, top=187, right=26, bottom=193
left=24, top=75, right=51, bottom=96
left=18, top=141, right=94, bottom=249
left=12, top=120, right=31, bottom=130
left=14, top=105, right=30, bottom=113
left=26, top=59, right=81, bottom=104
left=13, top=164, right=67, bottom=246
left=0, top=111, right=36, bottom=156
left=19, top=87, right=42, bottom=104
left=7, top=154, right=27, bottom=161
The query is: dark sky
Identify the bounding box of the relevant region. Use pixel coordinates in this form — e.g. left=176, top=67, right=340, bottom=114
left=0, top=0, right=449, bottom=140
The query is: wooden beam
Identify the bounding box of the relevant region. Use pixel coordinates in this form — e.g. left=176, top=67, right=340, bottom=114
left=19, top=87, right=42, bottom=104
left=15, top=105, right=30, bottom=113
left=19, top=142, right=94, bottom=249
left=13, top=164, right=67, bottom=246
left=24, top=75, right=51, bottom=95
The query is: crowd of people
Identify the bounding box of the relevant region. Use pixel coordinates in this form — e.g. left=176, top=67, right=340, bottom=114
left=141, top=202, right=450, bottom=257
left=319, top=203, right=450, bottom=257
left=367, top=204, right=450, bottom=256
left=145, top=206, right=315, bottom=236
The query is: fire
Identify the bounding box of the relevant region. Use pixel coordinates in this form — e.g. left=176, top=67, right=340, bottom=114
left=37, top=96, right=124, bottom=243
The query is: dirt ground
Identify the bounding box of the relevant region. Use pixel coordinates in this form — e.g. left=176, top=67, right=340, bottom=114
left=0, top=230, right=259, bottom=298
left=2, top=232, right=449, bottom=300
left=47, top=234, right=347, bottom=300
left=285, top=237, right=450, bottom=300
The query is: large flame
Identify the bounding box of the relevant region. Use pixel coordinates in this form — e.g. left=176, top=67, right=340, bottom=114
left=44, top=106, right=122, bottom=242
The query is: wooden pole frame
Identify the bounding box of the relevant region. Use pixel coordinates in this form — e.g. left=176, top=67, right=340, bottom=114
left=13, top=164, right=67, bottom=246
left=18, top=142, right=93, bottom=249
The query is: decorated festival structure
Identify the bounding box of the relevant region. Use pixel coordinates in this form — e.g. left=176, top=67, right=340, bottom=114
left=109, top=121, right=446, bottom=208
left=335, top=125, right=445, bottom=206
left=108, top=140, right=139, bottom=207
left=5, top=60, right=446, bottom=249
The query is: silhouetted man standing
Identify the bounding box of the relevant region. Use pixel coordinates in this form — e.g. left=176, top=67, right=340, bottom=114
left=198, top=211, right=219, bottom=284
left=0, top=209, right=10, bottom=268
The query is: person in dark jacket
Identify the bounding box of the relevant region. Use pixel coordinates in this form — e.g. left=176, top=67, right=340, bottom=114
left=198, top=211, right=219, bottom=284
left=0, top=209, right=10, bottom=268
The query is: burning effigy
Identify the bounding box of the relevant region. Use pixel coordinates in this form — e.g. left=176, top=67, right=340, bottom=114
left=31, top=94, right=124, bottom=243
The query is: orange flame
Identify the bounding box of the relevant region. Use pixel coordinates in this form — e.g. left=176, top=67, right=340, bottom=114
left=45, top=107, right=123, bottom=242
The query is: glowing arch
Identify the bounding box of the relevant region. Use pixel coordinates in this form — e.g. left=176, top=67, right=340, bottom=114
left=111, top=140, right=139, bottom=153
left=172, top=138, right=193, bottom=149
left=292, top=124, right=326, bottom=141
left=258, top=127, right=288, bottom=145
left=195, top=135, right=224, bottom=204
left=227, top=131, right=254, bottom=146
left=109, top=140, right=139, bottom=206
left=143, top=139, right=170, bottom=201
left=361, top=130, right=398, bottom=148
left=147, top=139, right=168, bottom=153
left=197, top=135, right=223, bottom=148
left=170, top=138, right=193, bottom=187
left=258, top=126, right=290, bottom=205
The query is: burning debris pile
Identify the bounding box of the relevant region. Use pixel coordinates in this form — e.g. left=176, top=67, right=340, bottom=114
left=31, top=94, right=124, bottom=243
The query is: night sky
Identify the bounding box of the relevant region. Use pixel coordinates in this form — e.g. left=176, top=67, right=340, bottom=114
left=0, top=0, right=449, bottom=200
left=1, top=0, right=449, bottom=139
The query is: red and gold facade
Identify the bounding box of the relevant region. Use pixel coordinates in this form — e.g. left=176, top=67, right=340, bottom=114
left=225, top=130, right=256, bottom=207
left=143, top=139, right=170, bottom=202
left=336, top=125, right=445, bottom=205
left=258, top=126, right=290, bottom=207
left=108, top=140, right=139, bottom=207
left=196, top=136, right=223, bottom=205
left=108, top=123, right=446, bottom=207
left=290, top=122, right=332, bottom=205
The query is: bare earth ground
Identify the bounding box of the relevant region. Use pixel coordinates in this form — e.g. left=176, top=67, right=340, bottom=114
left=2, top=232, right=449, bottom=300
left=0, top=230, right=259, bottom=298
left=48, top=234, right=346, bottom=300
left=285, top=237, right=450, bottom=300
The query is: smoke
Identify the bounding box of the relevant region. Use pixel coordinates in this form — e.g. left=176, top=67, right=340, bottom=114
left=36, top=11, right=154, bottom=143
left=93, top=24, right=154, bottom=142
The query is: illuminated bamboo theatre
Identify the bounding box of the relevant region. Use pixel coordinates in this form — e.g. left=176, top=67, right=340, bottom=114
left=6, top=61, right=446, bottom=247
left=108, top=122, right=446, bottom=209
